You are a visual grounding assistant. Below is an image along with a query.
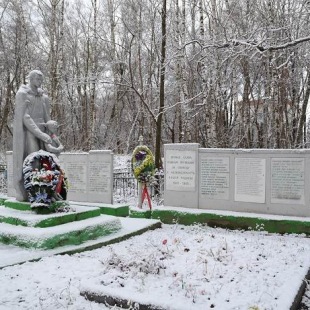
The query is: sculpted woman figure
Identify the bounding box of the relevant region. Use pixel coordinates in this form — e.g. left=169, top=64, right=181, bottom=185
left=13, top=70, right=54, bottom=201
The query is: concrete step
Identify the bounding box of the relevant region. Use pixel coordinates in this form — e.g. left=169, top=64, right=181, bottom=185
left=0, top=204, right=101, bottom=228
left=3, top=199, right=37, bottom=211
left=0, top=214, right=122, bottom=249
left=70, top=201, right=130, bottom=217
left=0, top=217, right=162, bottom=268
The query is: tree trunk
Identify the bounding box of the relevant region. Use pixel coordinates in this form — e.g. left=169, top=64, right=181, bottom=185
left=155, top=0, right=167, bottom=170
left=296, top=70, right=310, bottom=147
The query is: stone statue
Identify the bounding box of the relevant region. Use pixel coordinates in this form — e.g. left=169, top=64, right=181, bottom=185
left=43, top=120, right=64, bottom=156
left=13, top=70, right=54, bottom=201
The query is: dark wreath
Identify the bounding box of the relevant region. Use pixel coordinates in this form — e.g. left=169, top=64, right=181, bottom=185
left=23, top=150, right=67, bottom=210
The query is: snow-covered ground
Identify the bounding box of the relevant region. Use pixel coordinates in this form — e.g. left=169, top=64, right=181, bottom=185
left=0, top=223, right=309, bottom=310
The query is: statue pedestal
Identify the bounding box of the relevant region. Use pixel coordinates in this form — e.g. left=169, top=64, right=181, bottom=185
left=0, top=199, right=122, bottom=249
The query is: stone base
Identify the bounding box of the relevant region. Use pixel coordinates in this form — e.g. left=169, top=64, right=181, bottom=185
left=0, top=204, right=101, bottom=228
left=0, top=199, right=122, bottom=249
left=0, top=215, right=121, bottom=249
left=71, top=201, right=130, bottom=217
left=0, top=217, right=162, bottom=268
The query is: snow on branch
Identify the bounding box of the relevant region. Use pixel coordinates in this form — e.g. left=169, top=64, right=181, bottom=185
left=184, top=36, right=310, bottom=53
left=232, top=36, right=310, bottom=52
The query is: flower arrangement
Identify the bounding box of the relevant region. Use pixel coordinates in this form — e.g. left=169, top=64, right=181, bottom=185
left=23, top=150, right=67, bottom=210
left=131, top=145, right=155, bottom=183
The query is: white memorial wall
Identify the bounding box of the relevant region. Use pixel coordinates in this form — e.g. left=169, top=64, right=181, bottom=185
left=164, top=145, right=310, bottom=217
left=6, top=150, right=113, bottom=204
left=164, top=144, right=199, bottom=209
left=59, top=150, right=113, bottom=203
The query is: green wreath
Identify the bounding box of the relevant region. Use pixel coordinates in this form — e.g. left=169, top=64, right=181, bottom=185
left=131, top=145, right=155, bottom=183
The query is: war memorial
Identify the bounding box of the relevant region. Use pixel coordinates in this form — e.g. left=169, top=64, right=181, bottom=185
left=0, top=70, right=160, bottom=252
left=0, top=70, right=309, bottom=309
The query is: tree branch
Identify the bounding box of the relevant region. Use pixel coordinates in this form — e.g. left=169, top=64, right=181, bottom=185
left=184, top=36, right=310, bottom=53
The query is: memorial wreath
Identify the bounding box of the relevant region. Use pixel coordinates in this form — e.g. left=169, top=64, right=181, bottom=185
left=131, top=145, right=155, bottom=183
left=23, top=150, right=68, bottom=210
left=131, top=145, right=155, bottom=210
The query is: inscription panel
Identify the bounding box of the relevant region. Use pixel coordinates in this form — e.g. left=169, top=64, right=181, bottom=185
left=88, top=160, right=111, bottom=194
left=200, top=156, right=229, bottom=200
left=165, top=150, right=196, bottom=191
left=235, top=158, right=266, bottom=203
left=63, top=160, right=87, bottom=193
left=59, top=151, right=113, bottom=203
left=271, top=158, right=304, bottom=204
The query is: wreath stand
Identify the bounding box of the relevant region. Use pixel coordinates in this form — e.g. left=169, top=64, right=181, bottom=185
left=139, top=182, right=152, bottom=210
left=132, top=136, right=155, bottom=210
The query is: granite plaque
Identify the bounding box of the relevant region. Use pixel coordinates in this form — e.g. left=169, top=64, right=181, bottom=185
left=271, top=158, right=304, bottom=204
left=89, top=162, right=110, bottom=193
left=165, top=150, right=196, bottom=191
left=200, top=156, right=229, bottom=200
left=61, top=154, right=88, bottom=193
left=88, top=150, right=113, bottom=202
left=235, top=157, right=266, bottom=203
left=59, top=150, right=113, bottom=203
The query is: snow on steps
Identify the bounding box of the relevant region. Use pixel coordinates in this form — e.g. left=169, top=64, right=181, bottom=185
left=0, top=204, right=101, bottom=227
left=0, top=217, right=162, bottom=268
left=0, top=214, right=122, bottom=249
left=0, top=198, right=161, bottom=253
left=0, top=198, right=122, bottom=249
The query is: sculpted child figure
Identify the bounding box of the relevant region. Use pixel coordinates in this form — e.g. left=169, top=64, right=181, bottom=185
left=13, top=70, right=56, bottom=201
left=44, top=120, right=64, bottom=156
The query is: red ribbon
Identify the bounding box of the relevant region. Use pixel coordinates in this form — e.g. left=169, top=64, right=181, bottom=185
left=141, top=184, right=152, bottom=210
left=55, top=172, right=64, bottom=194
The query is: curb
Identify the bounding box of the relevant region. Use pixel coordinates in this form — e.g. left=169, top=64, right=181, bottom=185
left=291, top=267, right=310, bottom=310
left=81, top=291, right=165, bottom=310
left=130, top=208, right=310, bottom=235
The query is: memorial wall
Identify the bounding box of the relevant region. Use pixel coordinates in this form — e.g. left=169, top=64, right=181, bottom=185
left=6, top=150, right=113, bottom=204
left=164, top=145, right=310, bottom=217
left=59, top=150, right=113, bottom=203
left=164, top=144, right=199, bottom=209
